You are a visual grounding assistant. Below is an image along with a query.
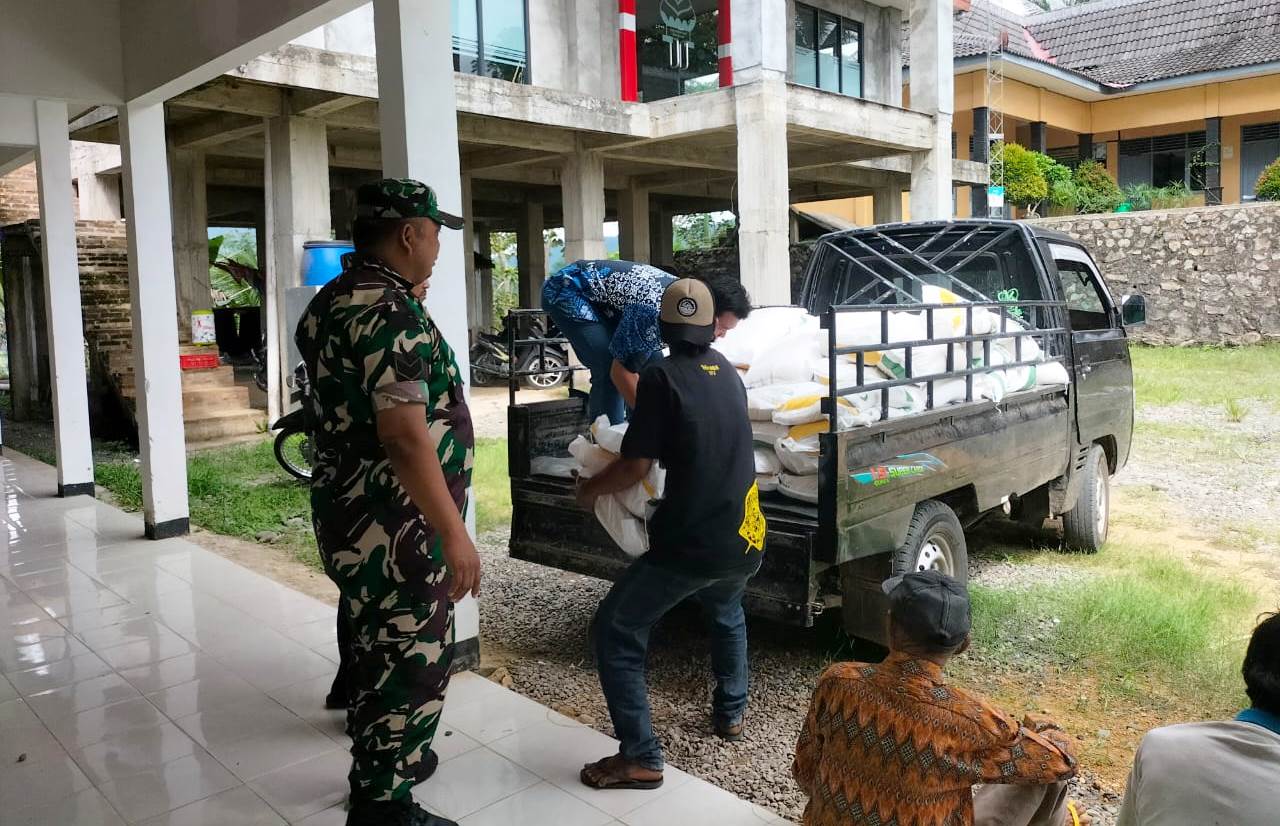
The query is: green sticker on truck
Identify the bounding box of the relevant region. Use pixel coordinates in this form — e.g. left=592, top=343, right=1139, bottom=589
left=851, top=453, right=945, bottom=487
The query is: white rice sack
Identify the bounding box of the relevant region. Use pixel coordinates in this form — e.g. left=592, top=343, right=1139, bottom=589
left=530, top=456, right=578, bottom=479
left=743, top=318, right=822, bottom=388
left=754, top=447, right=782, bottom=476
left=589, top=415, right=628, bottom=454
left=747, top=382, right=825, bottom=421
left=775, top=437, right=820, bottom=475
left=932, top=376, right=1006, bottom=405
left=752, top=421, right=790, bottom=446
left=820, top=310, right=923, bottom=356
left=567, top=435, right=616, bottom=478
left=756, top=473, right=780, bottom=493
left=595, top=494, right=648, bottom=557
left=988, top=342, right=1036, bottom=393
left=778, top=473, right=819, bottom=504
left=713, top=306, right=812, bottom=368
left=772, top=394, right=877, bottom=428
left=1036, top=360, right=1071, bottom=387
left=616, top=463, right=666, bottom=520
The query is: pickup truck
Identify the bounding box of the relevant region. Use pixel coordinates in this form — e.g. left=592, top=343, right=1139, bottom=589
left=505, top=219, right=1145, bottom=641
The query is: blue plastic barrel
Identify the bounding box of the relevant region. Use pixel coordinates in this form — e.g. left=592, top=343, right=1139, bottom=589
left=301, top=241, right=355, bottom=286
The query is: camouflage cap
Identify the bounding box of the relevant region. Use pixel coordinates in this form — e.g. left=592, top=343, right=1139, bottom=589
left=355, top=178, right=465, bottom=230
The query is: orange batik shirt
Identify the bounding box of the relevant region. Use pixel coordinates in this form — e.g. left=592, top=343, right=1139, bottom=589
left=793, top=653, right=1077, bottom=826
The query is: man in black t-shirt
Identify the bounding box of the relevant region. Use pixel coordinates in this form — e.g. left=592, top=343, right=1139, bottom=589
left=576, top=277, right=765, bottom=792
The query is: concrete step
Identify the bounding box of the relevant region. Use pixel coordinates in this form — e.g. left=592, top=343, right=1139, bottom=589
left=116, top=366, right=238, bottom=393
left=183, top=410, right=267, bottom=444
left=179, top=343, right=219, bottom=356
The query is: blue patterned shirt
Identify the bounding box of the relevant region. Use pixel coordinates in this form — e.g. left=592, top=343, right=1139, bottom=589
left=542, top=259, right=675, bottom=372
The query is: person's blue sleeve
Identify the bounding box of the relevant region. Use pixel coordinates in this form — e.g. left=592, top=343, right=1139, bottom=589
left=610, top=302, right=663, bottom=373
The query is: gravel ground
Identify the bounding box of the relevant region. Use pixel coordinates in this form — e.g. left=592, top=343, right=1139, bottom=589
left=1120, top=400, right=1280, bottom=549
left=476, top=531, right=1119, bottom=824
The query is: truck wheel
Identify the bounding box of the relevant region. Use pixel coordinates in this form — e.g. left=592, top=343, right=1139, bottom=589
left=1063, top=444, right=1109, bottom=553
left=892, top=501, right=969, bottom=584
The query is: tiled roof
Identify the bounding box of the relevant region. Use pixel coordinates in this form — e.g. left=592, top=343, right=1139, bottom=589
left=907, top=0, right=1280, bottom=89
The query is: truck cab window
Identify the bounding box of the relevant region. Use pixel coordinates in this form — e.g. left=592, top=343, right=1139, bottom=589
left=1055, top=260, right=1111, bottom=331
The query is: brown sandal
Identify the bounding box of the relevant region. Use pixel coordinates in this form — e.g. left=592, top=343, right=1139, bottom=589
left=579, top=755, right=664, bottom=791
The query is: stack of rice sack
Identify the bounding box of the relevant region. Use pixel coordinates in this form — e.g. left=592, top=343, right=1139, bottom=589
left=566, top=416, right=666, bottom=558
left=714, top=289, right=1070, bottom=505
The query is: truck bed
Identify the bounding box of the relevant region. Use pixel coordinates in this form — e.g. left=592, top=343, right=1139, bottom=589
left=508, top=385, right=1070, bottom=626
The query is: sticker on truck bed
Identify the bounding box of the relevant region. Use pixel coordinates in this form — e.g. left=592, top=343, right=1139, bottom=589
left=851, top=453, right=945, bottom=487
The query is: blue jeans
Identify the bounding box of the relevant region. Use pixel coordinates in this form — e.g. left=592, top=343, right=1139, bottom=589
left=590, top=556, right=760, bottom=771
left=543, top=305, right=658, bottom=425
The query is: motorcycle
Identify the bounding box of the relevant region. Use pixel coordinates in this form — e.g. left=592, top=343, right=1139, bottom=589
left=272, top=363, right=313, bottom=481
left=469, top=316, right=570, bottom=390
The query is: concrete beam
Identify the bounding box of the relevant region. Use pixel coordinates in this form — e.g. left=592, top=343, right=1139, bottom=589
left=462, top=147, right=558, bottom=174
left=171, top=113, right=263, bottom=149
left=289, top=89, right=363, bottom=117
left=786, top=85, right=934, bottom=151
left=600, top=140, right=736, bottom=173
left=176, top=79, right=285, bottom=118
left=207, top=165, right=265, bottom=187
left=230, top=43, right=379, bottom=98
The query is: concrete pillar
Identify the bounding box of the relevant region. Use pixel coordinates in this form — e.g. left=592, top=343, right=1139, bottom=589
left=908, top=0, right=954, bottom=221
left=517, top=201, right=545, bottom=308
left=873, top=185, right=905, bottom=224
left=1204, top=117, right=1222, bottom=205
left=169, top=148, right=212, bottom=335
left=120, top=100, right=190, bottom=539
left=735, top=77, right=791, bottom=304
left=652, top=209, right=675, bottom=266
left=373, top=0, right=478, bottom=654
left=1029, top=121, right=1047, bottom=154
left=476, top=226, right=493, bottom=333
left=561, top=144, right=606, bottom=263
left=617, top=185, right=650, bottom=263
left=461, top=174, right=477, bottom=336
left=971, top=107, right=990, bottom=217
left=267, top=113, right=330, bottom=408
left=1077, top=133, right=1094, bottom=167
left=730, top=0, right=788, bottom=85
left=78, top=173, right=121, bottom=220
left=34, top=99, right=94, bottom=497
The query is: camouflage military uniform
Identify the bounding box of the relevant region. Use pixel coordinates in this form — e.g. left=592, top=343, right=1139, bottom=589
left=296, top=251, right=473, bottom=804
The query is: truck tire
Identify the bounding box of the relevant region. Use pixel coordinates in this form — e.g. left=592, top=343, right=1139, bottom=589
left=891, top=500, right=969, bottom=584
left=1063, top=444, right=1109, bottom=553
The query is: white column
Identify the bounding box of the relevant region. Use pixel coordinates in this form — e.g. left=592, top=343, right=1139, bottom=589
left=561, top=143, right=606, bottom=263
left=169, top=148, right=211, bottom=333
left=517, top=200, right=545, bottom=308
left=374, top=0, right=479, bottom=652
left=34, top=99, right=94, bottom=498
left=120, top=101, right=190, bottom=538
left=735, top=77, right=791, bottom=304
left=267, top=113, right=331, bottom=408
left=908, top=0, right=955, bottom=220
left=617, top=185, right=650, bottom=263
left=873, top=185, right=905, bottom=224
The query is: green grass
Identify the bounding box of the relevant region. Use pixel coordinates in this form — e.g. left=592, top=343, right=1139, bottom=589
left=1132, top=344, right=1280, bottom=408
left=89, top=437, right=515, bottom=571
left=966, top=543, right=1255, bottom=708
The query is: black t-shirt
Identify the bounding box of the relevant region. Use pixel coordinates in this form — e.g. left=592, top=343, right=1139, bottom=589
left=621, top=347, right=766, bottom=574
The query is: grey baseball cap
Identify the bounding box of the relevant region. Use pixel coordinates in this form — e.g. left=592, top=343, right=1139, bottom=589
left=882, top=570, right=972, bottom=648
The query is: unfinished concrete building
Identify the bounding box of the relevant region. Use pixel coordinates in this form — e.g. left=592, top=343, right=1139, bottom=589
left=56, top=0, right=979, bottom=382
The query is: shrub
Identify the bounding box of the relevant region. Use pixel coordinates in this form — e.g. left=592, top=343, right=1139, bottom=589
left=1073, top=161, right=1124, bottom=214
left=1034, top=152, right=1073, bottom=188
left=1050, top=179, right=1080, bottom=213
left=1123, top=183, right=1158, bottom=211
left=1000, top=142, right=1048, bottom=209
left=1256, top=157, right=1280, bottom=201
left=1150, top=184, right=1197, bottom=210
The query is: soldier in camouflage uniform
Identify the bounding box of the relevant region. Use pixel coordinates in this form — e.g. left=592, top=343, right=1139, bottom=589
left=296, top=179, right=479, bottom=826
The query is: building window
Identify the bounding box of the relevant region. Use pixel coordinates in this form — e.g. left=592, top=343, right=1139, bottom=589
left=452, top=0, right=528, bottom=84
left=636, top=1, right=720, bottom=102
left=1241, top=122, right=1280, bottom=201
left=794, top=4, right=862, bottom=98
left=1118, top=132, right=1207, bottom=190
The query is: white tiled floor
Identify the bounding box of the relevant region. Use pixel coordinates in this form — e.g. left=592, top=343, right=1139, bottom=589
left=0, top=451, right=791, bottom=825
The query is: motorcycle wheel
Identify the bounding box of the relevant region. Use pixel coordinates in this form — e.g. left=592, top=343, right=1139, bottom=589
left=520, top=351, right=568, bottom=390
left=274, top=427, right=313, bottom=481
left=470, top=351, right=503, bottom=386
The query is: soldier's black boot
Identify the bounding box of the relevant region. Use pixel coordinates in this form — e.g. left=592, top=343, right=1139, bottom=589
left=345, top=799, right=457, bottom=826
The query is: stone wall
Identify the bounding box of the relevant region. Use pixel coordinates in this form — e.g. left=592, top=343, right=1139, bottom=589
left=674, top=243, right=814, bottom=304
left=1032, top=202, right=1280, bottom=345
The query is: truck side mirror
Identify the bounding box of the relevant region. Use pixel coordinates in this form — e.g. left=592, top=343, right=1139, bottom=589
left=1121, top=294, right=1147, bottom=327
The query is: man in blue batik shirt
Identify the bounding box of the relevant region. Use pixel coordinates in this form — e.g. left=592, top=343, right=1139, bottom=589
left=541, top=260, right=750, bottom=423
